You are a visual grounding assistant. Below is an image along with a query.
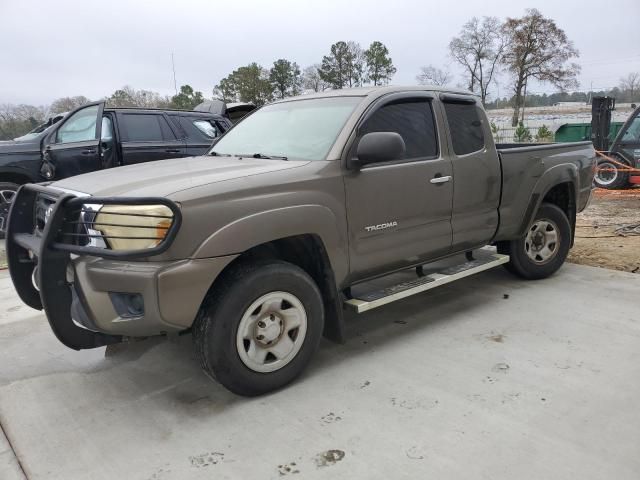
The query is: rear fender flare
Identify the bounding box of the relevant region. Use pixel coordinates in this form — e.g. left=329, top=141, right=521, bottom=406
left=519, top=163, right=579, bottom=237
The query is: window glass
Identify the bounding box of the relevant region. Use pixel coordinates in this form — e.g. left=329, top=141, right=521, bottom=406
left=359, top=100, right=438, bottom=159
left=212, top=97, right=362, bottom=161
left=193, top=120, right=219, bottom=139
left=443, top=102, right=485, bottom=155
left=56, top=105, right=99, bottom=144
left=121, top=114, right=164, bottom=142
left=622, top=115, right=640, bottom=142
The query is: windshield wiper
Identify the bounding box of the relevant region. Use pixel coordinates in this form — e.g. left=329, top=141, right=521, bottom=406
left=209, top=151, right=233, bottom=157
left=251, top=153, right=288, bottom=161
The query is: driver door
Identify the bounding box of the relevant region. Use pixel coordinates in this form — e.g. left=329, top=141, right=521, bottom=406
left=43, top=102, right=104, bottom=180
left=344, top=94, right=453, bottom=282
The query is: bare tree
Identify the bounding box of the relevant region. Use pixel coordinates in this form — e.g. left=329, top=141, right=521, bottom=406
left=502, top=9, right=580, bottom=126
left=302, top=64, right=328, bottom=92
left=620, top=72, right=640, bottom=101
left=449, top=16, right=505, bottom=104
left=49, top=96, right=91, bottom=114
left=416, top=65, right=452, bottom=86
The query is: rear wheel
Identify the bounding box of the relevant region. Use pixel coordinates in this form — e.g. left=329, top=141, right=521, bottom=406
left=498, top=203, right=571, bottom=280
left=594, top=158, right=629, bottom=189
left=0, top=182, right=20, bottom=239
left=193, top=260, right=324, bottom=396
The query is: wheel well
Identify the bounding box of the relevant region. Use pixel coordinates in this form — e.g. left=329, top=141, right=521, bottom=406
left=542, top=182, right=576, bottom=244
left=209, top=234, right=345, bottom=343
left=0, top=172, right=33, bottom=185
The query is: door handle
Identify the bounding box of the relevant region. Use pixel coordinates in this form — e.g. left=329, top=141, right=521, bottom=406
left=165, top=149, right=181, bottom=153
left=81, top=149, right=96, bottom=155
left=430, top=175, right=452, bottom=184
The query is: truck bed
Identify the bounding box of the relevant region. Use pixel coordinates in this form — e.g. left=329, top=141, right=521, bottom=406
left=494, top=141, right=596, bottom=241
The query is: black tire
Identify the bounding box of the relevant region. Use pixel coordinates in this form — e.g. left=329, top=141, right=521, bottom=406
left=594, top=157, right=629, bottom=189
left=193, top=260, right=324, bottom=396
left=498, top=203, right=571, bottom=280
left=0, top=182, right=20, bottom=240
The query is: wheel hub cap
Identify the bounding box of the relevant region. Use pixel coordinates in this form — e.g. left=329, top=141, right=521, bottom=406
left=254, top=314, right=283, bottom=345
left=236, top=291, right=308, bottom=373
left=525, top=219, right=560, bottom=264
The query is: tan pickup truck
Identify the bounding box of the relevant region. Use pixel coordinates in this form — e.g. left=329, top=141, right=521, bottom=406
left=7, top=86, right=596, bottom=395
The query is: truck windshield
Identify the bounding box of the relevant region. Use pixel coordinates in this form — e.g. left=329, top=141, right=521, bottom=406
left=210, top=96, right=362, bottom=161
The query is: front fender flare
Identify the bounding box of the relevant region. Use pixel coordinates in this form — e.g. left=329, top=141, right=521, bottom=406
left=193, top=204, right=349, bottom=285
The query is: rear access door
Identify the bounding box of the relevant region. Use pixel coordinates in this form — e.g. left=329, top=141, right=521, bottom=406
left=344, top=92, right=453, bottom=282
left=117, top=111, right=186, bottom=164
left=439, top=95, right=501, bottom=251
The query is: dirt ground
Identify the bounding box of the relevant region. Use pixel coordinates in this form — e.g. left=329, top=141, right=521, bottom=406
left=568, top=187, right=640, bottom=274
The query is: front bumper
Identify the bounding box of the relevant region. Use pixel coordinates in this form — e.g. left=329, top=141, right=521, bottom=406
left=6, top=184, right=235, bottom=349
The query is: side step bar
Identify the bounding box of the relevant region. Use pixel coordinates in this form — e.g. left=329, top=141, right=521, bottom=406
left=344, top=252, right=510, bottom=313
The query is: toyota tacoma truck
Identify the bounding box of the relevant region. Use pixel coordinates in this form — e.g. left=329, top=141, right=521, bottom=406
left=6, top=86, right=596, bottom=396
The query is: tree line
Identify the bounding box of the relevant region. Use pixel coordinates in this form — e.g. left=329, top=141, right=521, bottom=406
left=213, top=40, right=396, bottom=104
left=2, top=8, right=639, bottom=140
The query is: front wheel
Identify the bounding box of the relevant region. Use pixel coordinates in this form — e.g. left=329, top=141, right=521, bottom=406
left=193, top=260, right=324, bottom=396
left=498, top=203, right=571, bottom=280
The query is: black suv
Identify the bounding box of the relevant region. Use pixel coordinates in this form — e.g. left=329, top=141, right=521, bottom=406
left=0, top=101, right=243, bottom=234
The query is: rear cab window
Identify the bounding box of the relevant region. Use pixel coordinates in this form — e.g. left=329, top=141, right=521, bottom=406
left=442, top=101, right=485, bottom=155
left=358, top=99, right=438, bottom=160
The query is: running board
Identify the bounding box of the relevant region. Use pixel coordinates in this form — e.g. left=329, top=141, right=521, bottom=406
left=344, top=252, right=510, bottom=313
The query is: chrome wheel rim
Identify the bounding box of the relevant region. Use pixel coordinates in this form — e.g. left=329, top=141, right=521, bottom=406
left=595, top=161, right=618, bottom=186
left=0, top=189, right=16, bottom=232
left=236, top=291, right=307, bottom=373
left=525, top=219, right=560, bottom=264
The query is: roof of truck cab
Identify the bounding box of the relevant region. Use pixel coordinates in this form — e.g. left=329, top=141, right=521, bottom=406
left=272, top=85, right=477, bottom=103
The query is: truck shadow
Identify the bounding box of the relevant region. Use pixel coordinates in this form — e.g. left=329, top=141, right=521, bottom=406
left=81, top=267, right=531, bottom=412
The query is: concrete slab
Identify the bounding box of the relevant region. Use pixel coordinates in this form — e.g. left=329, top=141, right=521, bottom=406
left=0, top=264, right=639, bottom=479
left=0, top=424, right=25, bottom=480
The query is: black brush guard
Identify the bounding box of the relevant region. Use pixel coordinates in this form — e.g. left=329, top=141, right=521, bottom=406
left=6, top=184, right=181, bottom=350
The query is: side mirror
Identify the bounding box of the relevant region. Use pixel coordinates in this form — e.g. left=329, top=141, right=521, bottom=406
left=351, top=132, right=406, bottom=169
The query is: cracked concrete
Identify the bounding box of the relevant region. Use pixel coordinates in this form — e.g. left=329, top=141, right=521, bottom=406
left=0, top=264, right=639, bottom=479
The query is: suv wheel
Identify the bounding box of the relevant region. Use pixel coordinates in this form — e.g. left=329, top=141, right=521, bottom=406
left=0, top=182, right=19, bottom=239
left=498, top=203, right=571, bottom=280
left=193, top=260, right=324, bottom=396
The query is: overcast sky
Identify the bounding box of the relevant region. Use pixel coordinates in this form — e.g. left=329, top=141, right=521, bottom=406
left=1, top=0, right=639, bottom=106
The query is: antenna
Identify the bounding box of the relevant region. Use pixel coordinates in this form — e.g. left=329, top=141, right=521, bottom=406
left=171, top=52, right=178, bottom=95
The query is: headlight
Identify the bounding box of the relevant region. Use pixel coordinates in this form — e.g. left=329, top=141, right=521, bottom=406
left=93, top=204, right=174, bottom=251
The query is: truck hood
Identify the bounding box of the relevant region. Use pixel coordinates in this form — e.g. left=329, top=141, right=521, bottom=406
left=51, top=155, right=309, bottom=197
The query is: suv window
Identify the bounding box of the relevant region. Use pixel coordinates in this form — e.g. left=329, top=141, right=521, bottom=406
left=177, top=116, right=220, bottom=141
left=359, top=100, right=438, bottom=159
left=193, top=119, right=219, bottom=139
left=56, top=105, right=99, bottom=144
left=443, top=102, right=485, bottom=155
left=121, top=114, right=175, bottom=142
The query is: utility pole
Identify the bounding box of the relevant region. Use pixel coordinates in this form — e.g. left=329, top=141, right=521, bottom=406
left=171, top=53, right=178, bottom=96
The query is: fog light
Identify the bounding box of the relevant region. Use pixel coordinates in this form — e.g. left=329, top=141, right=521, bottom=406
left=109, top=292, right=144, bottom=318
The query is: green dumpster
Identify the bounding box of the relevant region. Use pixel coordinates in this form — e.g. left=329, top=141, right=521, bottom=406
left=554, top=122, right=623, bottom=144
